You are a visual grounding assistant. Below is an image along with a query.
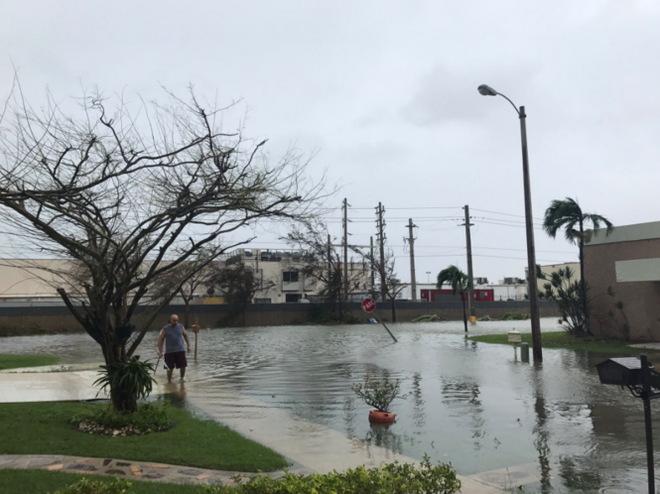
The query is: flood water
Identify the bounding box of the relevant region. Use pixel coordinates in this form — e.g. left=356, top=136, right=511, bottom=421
left=2, top=319, right=659, bottom=492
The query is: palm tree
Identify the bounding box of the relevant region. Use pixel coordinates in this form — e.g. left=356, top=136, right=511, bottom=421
left=437, top=265, right=469, bottom=332
left=543, top=197, right=613, bottom=334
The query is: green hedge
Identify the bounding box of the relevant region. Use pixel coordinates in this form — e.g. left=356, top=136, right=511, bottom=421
left=50, top=455, right=461, bottom=494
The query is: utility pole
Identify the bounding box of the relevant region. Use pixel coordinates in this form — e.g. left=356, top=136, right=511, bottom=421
left=461, top=205, right=476, bottom=324
left=406, top=219, right=417, bottom=302
left=342, top=198, right=349, bottom=303
left=376, top=202, right=386, bottom=302
left=370, top=236, right=376, bottom=296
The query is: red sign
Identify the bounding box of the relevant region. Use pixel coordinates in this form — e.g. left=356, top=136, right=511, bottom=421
left=361, top=298, right=376, bottom=313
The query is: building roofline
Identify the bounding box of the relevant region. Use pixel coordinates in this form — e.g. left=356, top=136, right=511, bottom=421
left=586, top=220, right=660, bottom=246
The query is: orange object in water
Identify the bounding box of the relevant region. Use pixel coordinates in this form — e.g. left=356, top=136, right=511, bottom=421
left=369, top=410, right=396, bottom=423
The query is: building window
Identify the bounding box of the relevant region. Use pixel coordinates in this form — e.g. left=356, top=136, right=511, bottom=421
left=285, top=293, right=301, bottom=303
left=283, top=271, right=299, bottom=283
left=254, top=298, right=271, bottom=304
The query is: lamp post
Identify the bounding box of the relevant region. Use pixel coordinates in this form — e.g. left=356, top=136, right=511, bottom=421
left=426, top=271, right=431, bottom=283
left=597, top=355, right=660, bottom=494
left=478, top=84, right=542, bottom=362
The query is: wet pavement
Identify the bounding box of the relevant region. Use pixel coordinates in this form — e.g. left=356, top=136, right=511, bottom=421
left=2, top=319, right=659, bottom=492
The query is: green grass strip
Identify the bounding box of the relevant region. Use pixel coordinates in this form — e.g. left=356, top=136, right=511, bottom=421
left=0, top=469, right=204, bottom=494
left=0, top=354, right=60, bottom=370
left=468, top=331, right=645, bottom=355
left=0, top=402, right=288, bottom=472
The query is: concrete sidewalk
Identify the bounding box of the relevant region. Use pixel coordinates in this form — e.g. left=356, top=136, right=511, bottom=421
left=0, top=454, right=287, bottom=486
left=0, top=370, right=106, bottom=403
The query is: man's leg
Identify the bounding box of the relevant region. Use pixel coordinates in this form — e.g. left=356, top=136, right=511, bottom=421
left=167, top=368, right=173, bottom=384
left=180, top=367, right=186, bottom=380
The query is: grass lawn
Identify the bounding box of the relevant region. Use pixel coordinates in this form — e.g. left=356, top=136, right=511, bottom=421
left=0, top=469, right=205, bottom=494
left=0, top=354, right=59, bottom=370
left=468, top=331, right=643, bottom=355
left=0, top=402, right=288, bottom=472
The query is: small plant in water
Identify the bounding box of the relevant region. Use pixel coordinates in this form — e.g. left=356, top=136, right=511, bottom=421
left=351, top=376, right=406, bottom=412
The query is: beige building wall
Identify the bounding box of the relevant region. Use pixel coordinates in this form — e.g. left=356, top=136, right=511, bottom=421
left=585, top=221, right=660, bottom=341
left=0, top=259, right=74, bottom=301
left=536, top=262, right=580, bottom=292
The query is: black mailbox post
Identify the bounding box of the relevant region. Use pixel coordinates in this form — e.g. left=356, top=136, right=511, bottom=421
left=597, top=354, right=660, bottom=494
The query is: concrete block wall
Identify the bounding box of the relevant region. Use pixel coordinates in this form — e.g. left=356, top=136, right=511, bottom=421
left=0, top=301, right=559, bottom=336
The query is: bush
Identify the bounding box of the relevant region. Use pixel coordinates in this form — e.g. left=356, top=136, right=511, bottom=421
left=410, top=314, right=442, bottom=322
left=51, top=477, right=131, bottom=494
left=351, top=376, right=406, bottom=413
left=51, top=457, right=461, bottom=494
left=95, top=356, right=156, bottom=413
left=500, top=312, right=530, bottom=321
left=207, top=455, right=461, bottom=494
left=72, top=400, right=170, bottom=436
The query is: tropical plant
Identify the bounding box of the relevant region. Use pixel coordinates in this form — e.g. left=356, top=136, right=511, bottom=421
left=539, top=267, right=587, bottom=335
left=351, top=376, right=407, bottom=413
left=437, top=265, right=469, bottom=332
left=543, top=197, right=613, bottom=334
left=94, top=357, right=156, bottom=413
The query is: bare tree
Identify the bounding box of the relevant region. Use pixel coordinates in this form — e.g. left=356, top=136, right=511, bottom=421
left=209, top=254, right=275, bottom=325
left=359, top=247, right=406, bottom=322
left=146, top=250, right=223, bottom=328
left=286, top=221, right=366, bottom=321
left=0, top=83, right=322, bottom=409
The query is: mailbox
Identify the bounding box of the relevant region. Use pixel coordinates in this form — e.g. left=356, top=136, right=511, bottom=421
left=507, top=330, right=521, bottom=344
left=597, top=357, right=644, bottom=387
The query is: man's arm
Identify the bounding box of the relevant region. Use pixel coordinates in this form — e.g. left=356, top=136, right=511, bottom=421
left=157, top=330, right=165, bottom=357
left=182, top=328, right=191, bottom=353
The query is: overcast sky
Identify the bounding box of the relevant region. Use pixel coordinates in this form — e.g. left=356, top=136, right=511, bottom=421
left=1, top=0, right=659, bottom=284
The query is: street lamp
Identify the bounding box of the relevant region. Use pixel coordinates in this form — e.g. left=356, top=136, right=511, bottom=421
left=478, top=84, right=542, bottom=362
left=426, top=271, right=431, bottom=283
left=597, top=355, right=660, bottom=494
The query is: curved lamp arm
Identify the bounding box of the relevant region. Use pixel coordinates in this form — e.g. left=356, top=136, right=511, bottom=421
left=478, top=84, right=521, bottom=117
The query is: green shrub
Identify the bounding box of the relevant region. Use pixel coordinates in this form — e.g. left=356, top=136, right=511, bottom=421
left=51, top=477, right=131, bottom=494
left=500, top=312, right=530, bottom=321
left=95, top=356, right=156, bottom=413
left=72, top=400, right=170, bottom=435
left=50, top=456, right=461, bottom=493
left=411, top=314, right=442, bottom=322
left=206, top=455, right=461, bottom=494
left=478, top=315, right=492, bottom=322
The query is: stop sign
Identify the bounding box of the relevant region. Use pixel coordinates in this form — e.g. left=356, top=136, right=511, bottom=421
left=361, top=298, right=376, bottom=313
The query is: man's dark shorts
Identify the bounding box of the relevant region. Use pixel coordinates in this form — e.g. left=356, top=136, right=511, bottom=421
left=164, top=351, right=187, bottom=370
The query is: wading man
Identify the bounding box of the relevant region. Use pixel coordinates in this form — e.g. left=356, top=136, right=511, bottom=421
left=157, top=314, right=191, bottom=383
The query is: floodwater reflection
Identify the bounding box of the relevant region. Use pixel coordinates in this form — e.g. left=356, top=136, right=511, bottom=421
left=3, top=319, right=660, bottom=492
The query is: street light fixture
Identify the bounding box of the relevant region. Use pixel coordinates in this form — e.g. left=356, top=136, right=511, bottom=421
left=478, top=84, right=543, bottom=361
left=597, top=355, right=660, bottom=494
left=426, top=271, right=431, bottom=283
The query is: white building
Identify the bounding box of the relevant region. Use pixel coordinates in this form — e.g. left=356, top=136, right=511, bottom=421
left=225, top=248, right=371, bottom=304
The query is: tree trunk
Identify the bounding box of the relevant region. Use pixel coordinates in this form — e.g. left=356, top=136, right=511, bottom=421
left=184, top=301, right=190, bottom=329
left=391, top=297, right=396, bottom=322
left=103, top=335, right=137, bottom=414
left=461, top=294, right=468, bottom=333
left=579, top=220, right=591, bottom=335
